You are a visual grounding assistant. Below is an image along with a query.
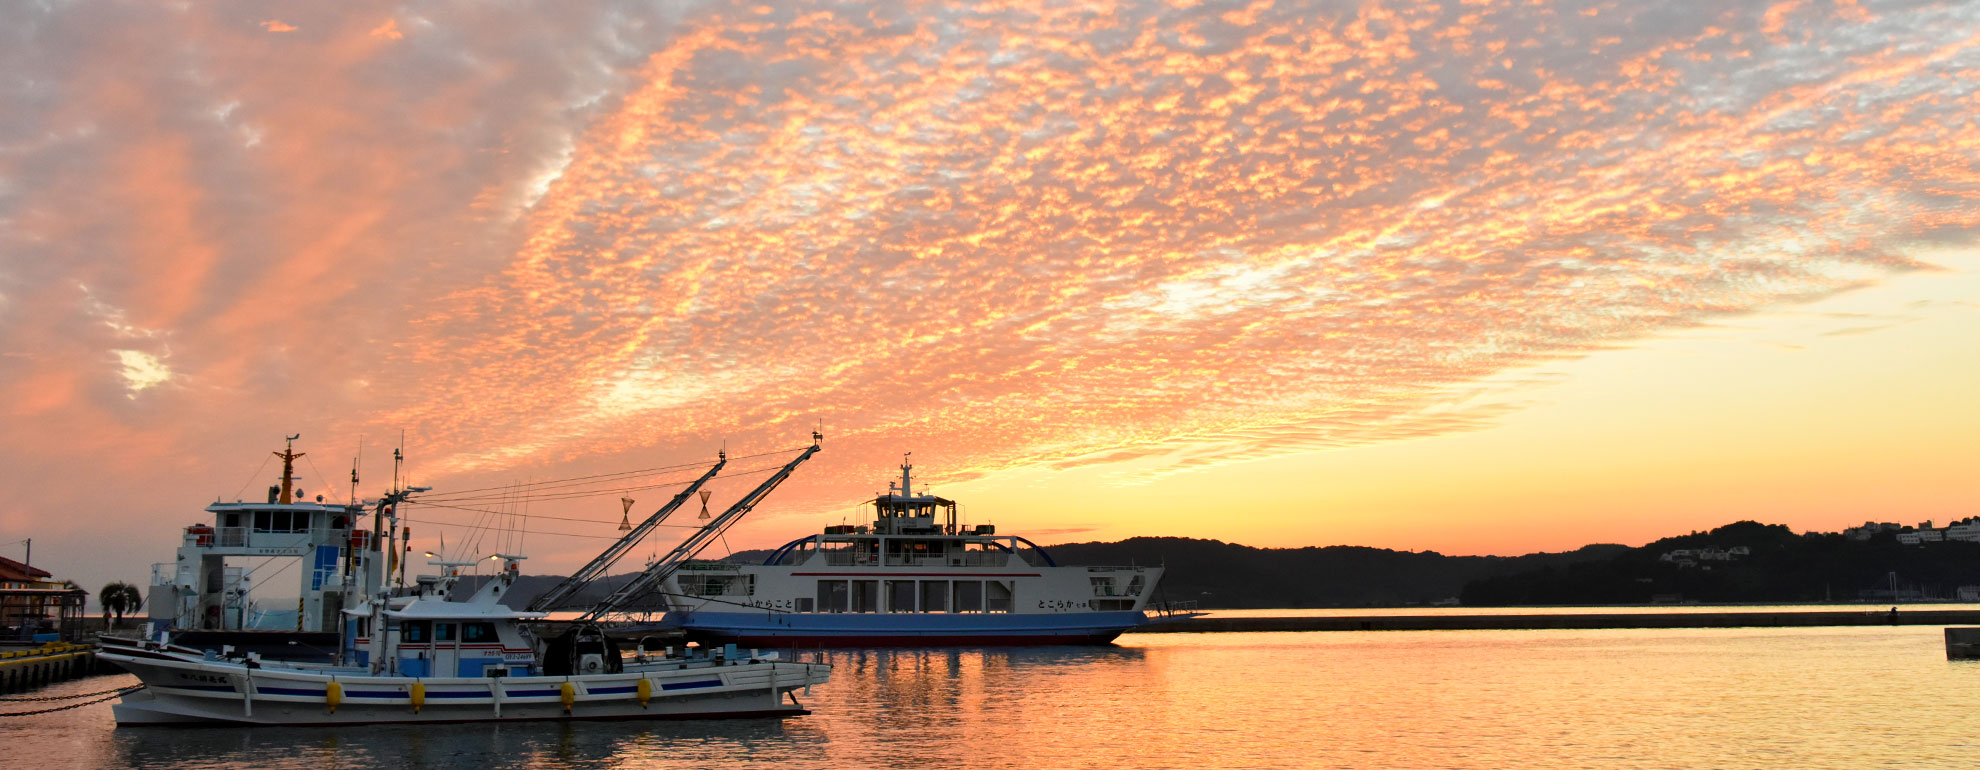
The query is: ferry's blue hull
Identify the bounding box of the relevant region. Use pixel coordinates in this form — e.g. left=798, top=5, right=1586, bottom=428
left=663, top=610, right=1150, bottom=647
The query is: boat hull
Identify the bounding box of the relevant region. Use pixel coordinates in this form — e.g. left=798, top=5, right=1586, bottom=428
left=101, top=650, right=829, bottom=727
left=666, top=610, right=1149, bottom=647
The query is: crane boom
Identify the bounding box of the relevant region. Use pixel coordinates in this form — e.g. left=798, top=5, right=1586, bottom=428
left=527, top=454, right=727, bottom=612
left=580, top=434, right=821, bottom=622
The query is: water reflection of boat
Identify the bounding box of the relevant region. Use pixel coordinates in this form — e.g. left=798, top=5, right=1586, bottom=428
left=661, top=458, right=1169, bottom=646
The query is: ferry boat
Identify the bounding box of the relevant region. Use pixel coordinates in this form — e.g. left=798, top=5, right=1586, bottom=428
left=101, top=436, right=833, bottom=725
left=658, top=459, right=1167, bottom=646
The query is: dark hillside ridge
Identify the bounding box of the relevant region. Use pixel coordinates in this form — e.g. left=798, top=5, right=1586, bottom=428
left=1461, top=521, right=1980, bottom=605
left=478, top=522, right=1946, bottom=611
left=1046, top=536, right=1623, bottom=608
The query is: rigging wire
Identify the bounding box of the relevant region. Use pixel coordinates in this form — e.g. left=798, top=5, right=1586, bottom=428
left=229, top=453, right=275, bottom=501
left=399, top=517, right=623, bottom=541
left=406, top=500, right=744, bottom=530
left=401, top=459, right=788, bottom=518
left=417, top=448, right=799, bottom=502
left=301, top=454, right=344, bottom=504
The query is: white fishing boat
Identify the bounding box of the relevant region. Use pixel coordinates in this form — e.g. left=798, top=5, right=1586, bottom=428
left=657, top=457, right=1175, bottom=646
left=101, top=435, right=833, bottom=726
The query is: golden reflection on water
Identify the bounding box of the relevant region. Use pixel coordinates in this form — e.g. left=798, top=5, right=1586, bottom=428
left=9, top=628, right=1975, bottom=769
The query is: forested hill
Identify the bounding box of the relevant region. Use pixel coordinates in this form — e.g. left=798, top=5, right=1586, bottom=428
left=1460, top=521, right=1980, bottom=605
left=496, top=522, right=1968, bottom=610
left=1044, top=536, right=1626, bottom=608
left=490, top=538, right=1624, bottom=610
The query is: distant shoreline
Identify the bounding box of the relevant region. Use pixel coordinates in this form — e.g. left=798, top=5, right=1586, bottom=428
left=1135, top=607, right=1980, bottom=633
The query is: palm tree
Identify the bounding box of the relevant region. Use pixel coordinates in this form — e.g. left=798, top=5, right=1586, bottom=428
left=99, top=581, right=144, bottom=628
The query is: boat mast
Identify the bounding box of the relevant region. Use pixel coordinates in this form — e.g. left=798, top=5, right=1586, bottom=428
left=274, top=434, right=303, bottom=504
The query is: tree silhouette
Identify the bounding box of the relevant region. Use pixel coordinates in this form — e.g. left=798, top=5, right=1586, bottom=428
left=99, top=581, right=144, bottom=628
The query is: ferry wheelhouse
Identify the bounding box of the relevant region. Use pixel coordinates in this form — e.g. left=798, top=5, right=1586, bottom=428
left=661, top=460, right=1163, bottom=645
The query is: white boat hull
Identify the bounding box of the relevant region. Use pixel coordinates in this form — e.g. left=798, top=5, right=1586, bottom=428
left=102, top=650, right=829, bottom=726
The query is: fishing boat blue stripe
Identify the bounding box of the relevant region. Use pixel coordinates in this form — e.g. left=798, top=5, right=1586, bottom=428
left=661, top=679, right=723, bottom=691
left=507, top=689, right=562, bottom=697
left=346, top=690, right=402, bottom=698
left=426, top=691, right=486, bottom=698
left=589, top=686, right=637, bottom=694
left=257, top=686, right=325, bottom=697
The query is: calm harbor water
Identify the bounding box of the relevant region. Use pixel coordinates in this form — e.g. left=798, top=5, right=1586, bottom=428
left=8, top=625, right=1980, bottom=769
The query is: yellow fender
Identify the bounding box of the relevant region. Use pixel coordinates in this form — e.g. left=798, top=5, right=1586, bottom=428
left=326, top=681, right=342, bottom=713
left=410, top=682, right=425, bottom=714
left=560, top=681, right=576, bottom=713
left=636, top=678, right=652, bottom=708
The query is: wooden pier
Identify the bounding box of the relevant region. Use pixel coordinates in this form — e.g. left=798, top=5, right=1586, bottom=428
left=0, top=642, right=98, bottom=694
left=1133, top=609, right=1980, bottom=633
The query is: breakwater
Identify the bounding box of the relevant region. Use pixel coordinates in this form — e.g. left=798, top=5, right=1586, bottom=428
left=1132, top=609, right=1980, bottom=633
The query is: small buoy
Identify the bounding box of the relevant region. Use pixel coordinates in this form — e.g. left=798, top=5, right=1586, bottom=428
left=636, top=678, right=652, bottom=708
left=410, top=682, right=425, bottom=713
left=560, top=681, right=576, bottom=713
left=326, top=681, right=342, bottom=713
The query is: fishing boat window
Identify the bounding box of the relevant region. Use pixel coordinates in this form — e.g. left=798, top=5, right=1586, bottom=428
left=817, top=580, right=850, bottom=613
left=887, top=580, right=916, bottom=612
left=852, top=580, right=879, bottom=613
left=462, top=622, right=497, bottom=643
left=986, top=581, right=1013, bottom=613
left=953, top=580, right=983, bottom=612
left=919, top=580, right=948, bottom=612
left=403, top=620, right=431, bottom=643
left=435, top=622, right=456, bottom=642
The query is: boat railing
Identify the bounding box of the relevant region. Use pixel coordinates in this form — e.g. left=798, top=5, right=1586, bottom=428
left=1146, top=600, right=1200, bottom=618
left=217, top=527, right=248, bottom=547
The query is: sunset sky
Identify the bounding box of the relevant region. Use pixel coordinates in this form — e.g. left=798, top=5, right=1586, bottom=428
left=2, top=0, right=1976, bottom=599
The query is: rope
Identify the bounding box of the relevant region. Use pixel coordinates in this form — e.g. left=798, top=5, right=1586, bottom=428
left=0, top=683, right=146, bottom=702
left=0, top=684, right=144, bottom=716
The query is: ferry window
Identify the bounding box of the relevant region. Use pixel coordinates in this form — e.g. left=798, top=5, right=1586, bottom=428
left=852, top=580, right=879, bottom=613
left=222, top=513, right=241, bottom=528
left=797, top=598, right=815, bottom=613
left=953, top=581, right=983, bottom=612
left=986, top=581, right=1013, bottom=613
left=435, top=622, right=456, bottom=642
left=817, top=580, right=849, bottom=613
left=887, top=580, right=917, bottom=613
left=403, top=620, right=430, bottom=643
left=463, top=622, right=497, bottom=643
left=919, top=581, right=949, bottom=612
left=253, top=510, right=305, bottom=533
